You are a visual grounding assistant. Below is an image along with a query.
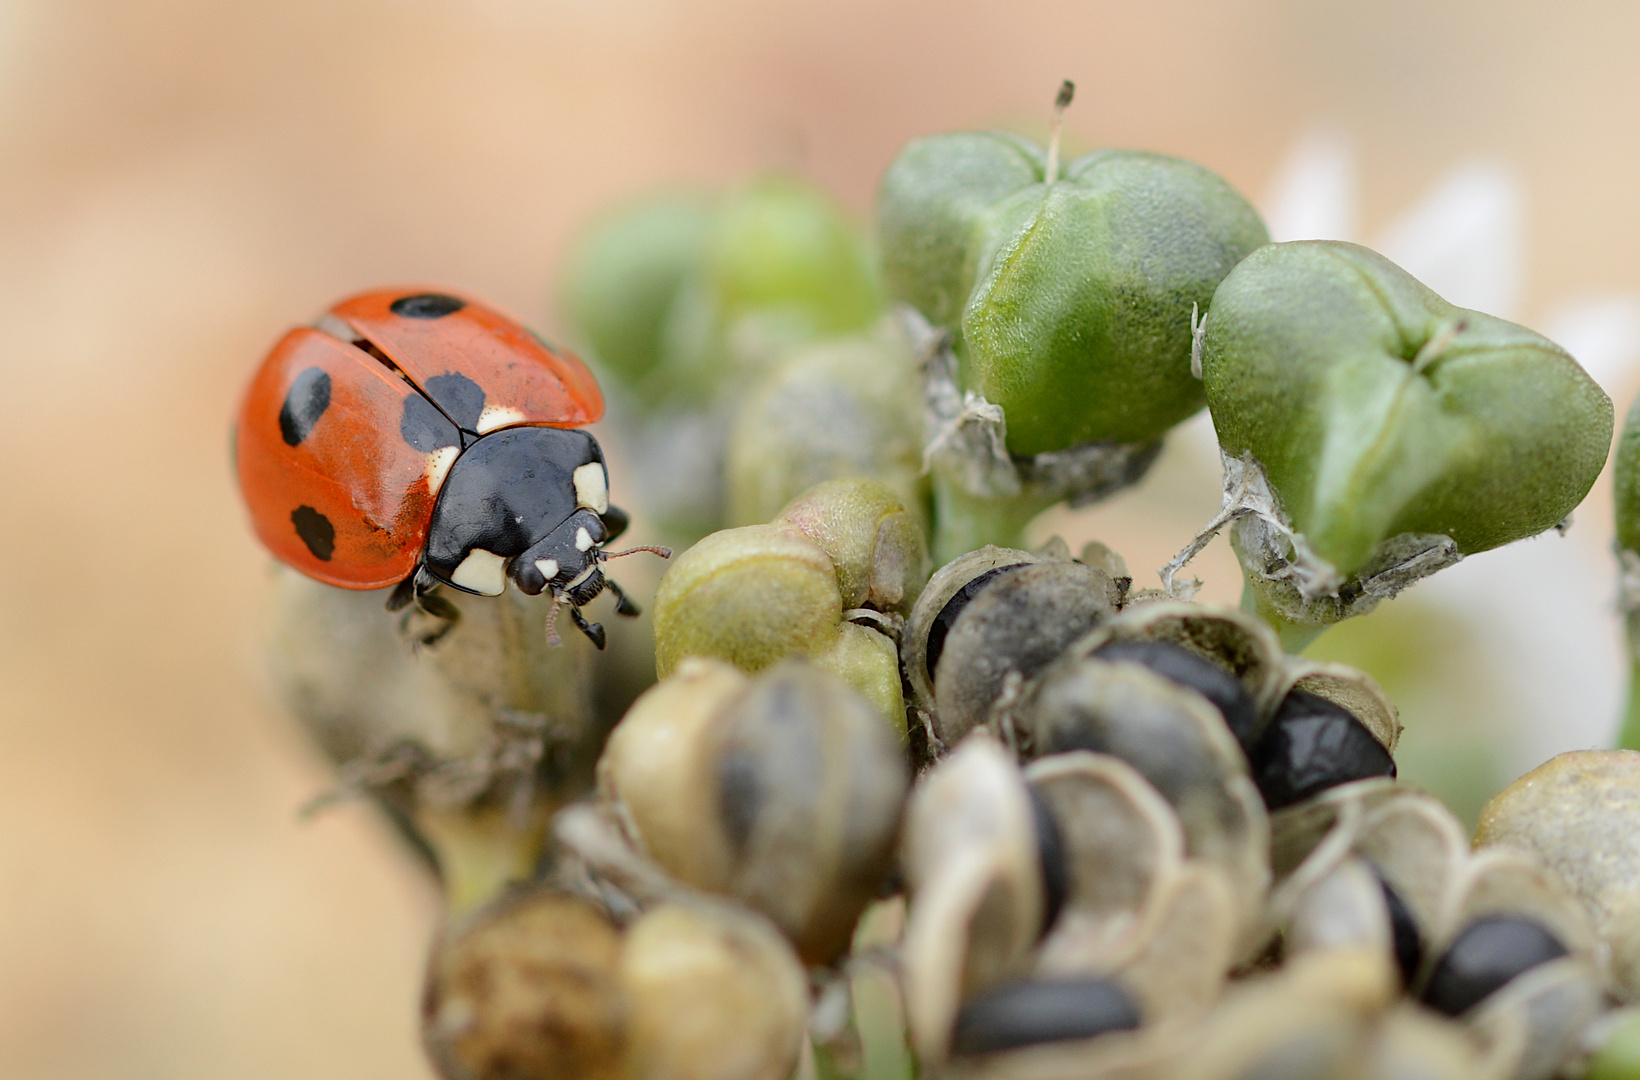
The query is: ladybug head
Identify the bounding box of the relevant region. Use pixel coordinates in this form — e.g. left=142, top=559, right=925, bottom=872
left=416, top=426, right=666, bottom=649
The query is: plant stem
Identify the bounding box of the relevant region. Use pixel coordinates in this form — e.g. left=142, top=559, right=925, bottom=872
left=930, top=470, right=1054, bottom=565
left=417, top=806, right=548, bottom=917
left=1240, top=578, right=1327, bottom=655
left=1619, top=654, right=1640, bottom=751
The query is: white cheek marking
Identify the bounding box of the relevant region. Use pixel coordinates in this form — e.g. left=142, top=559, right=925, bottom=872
left=475, top=405, right=527, bottom=434
left=572, top=462, right=609, bottom=515
left=425, top=446, right=460, bottom=493
left=451, top=549, right=508, bottom=596
left=575, top=526, right=594, bottom=551
left=533, top=558, right=559, bottom=582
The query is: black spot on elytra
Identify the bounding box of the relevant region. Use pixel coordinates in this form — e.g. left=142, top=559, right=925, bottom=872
left=279, top=367, right=331, bottom=446
left=425, top=372, right=487, bottom=432
left=291, top=505, right=335, bottom=561
left=390, top=293, right=465, bottom=319
left=400, top=393, right=460, bottom=453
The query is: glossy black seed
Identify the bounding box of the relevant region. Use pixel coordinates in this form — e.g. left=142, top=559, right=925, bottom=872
left=1250, top=690, right=1395, bottom=810
left=400, top=393, right=460, bottom=452
left=951, top=978, right=1142, bottom=1056
left=1376, top=872, right=1423, bottom=988
left=424, top=372, right=487, bottom=432
left=1027, top=784, right=1068, bottom=938
left=279, top=366, right=331, bottom=446
left=390, top=293, right=466, bottom=318
left=291, top=505, right=335, bottom=561
left=924, top=564, right=1025, bottom=681
left=1422, top=915, right=1568, bottom=1017
left=1093, top=639, right=1259, bottom=750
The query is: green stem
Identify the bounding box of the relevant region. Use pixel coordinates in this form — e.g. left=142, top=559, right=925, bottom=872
left=1240, top=578, right=1328, bottom=655
left=1619, top=654, right=1640, bottom=751
left=930, top=469, right=1055, bottom=566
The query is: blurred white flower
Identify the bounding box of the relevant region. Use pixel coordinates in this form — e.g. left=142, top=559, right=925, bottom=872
left=1254, top=128, right=1640, bottom=774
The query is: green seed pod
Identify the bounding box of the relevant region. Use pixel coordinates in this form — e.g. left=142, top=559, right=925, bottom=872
left=653, top=486, right=916, bottom=722
left=560, top=190, right=713, bottom=403
left=773, top=477, right=931, bottom=615
left=1477, top=750, right=1640, bottom=1000
left=653, top=523, right=842, bottom=677
left=268, top=569, right=599, bottom=914
left=1202, top=240, right=1612, bottom=631
left=423, top=889, right=627, bottom=1080
left=622, top=903, right=809, bottom=1080
left=597, top=659, right=908, bottom=963
left=726, top=320, right=926, bottom=528
left=878, top=131, right=1267, bottom=456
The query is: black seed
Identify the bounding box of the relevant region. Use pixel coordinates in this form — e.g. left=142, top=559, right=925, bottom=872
left=951, top=978, right=1141, bottom=1056
left=1093, top=639, right=1259, bottom=751
left=291, top=505, right=335, bottom=561
left=1375, top=871, right=1423, bottom=988
left=279, top=366, right=331, bottom=446
left=1028, top=784, right=1068, bottom=938
left=1250, top=690, right=1395, bottom=810
left=400, top=393, right=460, bottom=452
left=717, top=744, right=760, bottom=854
left=425, top=372, right=487, bottom=432
left=925, top=564, right=1025, bottom=681
left=390, top=292, right=466, bottom=319
left=1421, top=915, right=1568, bottom=1017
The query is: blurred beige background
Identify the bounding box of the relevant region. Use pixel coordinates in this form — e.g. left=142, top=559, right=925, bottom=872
left=5, top=1, right=1640, bottom=1076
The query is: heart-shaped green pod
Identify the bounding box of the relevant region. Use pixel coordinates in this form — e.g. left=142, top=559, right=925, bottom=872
left=878, top=133, right=1267, bottom=456
left=1204, top=241, right=1612, bottom=598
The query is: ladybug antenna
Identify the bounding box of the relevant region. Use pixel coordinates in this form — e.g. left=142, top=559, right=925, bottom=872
left=600, top=544, right=672, bottom=562
left=544, top=592, right=563, bottom=648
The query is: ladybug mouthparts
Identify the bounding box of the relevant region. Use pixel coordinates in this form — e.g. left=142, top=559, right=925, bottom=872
left=408, top=425, right=664, bottom=649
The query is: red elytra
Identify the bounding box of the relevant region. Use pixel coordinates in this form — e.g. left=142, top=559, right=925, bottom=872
left=235, top=287, right=605, bottom=590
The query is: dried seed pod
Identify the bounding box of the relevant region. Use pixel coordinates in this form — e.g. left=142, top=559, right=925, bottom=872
left=772, top=477, right=931, bottom=616
left=902, top=733, right=1047, bottom=1060
left=1363, top=1004, right=1495, bottom=1080
left=1433, top=851, right=1604, bottom=1080
left=1011, top=655, right=1269, bottom=946
left=1476, top=749, right=1640, bottom=1000
left=269, top=569, right=601, bottom=912
left=903, top=545, right=1122, bottom=747
left=1250, top=689, right=1396, bottom=810
left=597, top=659, right=908, bottom=963
left=1064, top=601, right=1287, bottom=751
left=622, top=902, right=809, bottom=1080
left=904, top=739, right=1239, bottom=1068
left=1164, top=947, right=1400, bottom=1080
left=903, top=545, right=1037, bottom=720
left=423, top=889, right=627, bottom=1080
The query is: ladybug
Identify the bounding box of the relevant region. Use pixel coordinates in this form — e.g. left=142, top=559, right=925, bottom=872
left=234, top=287, right=665, bottom=648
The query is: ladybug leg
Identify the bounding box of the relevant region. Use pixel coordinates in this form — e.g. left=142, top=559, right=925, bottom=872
left=602, top=576, right=641, bottom=618
left=385, top=574, right=417, bottom=613
left=567, top=603, right=607, bottom=651
left=412, top=567, right=462, bottom=624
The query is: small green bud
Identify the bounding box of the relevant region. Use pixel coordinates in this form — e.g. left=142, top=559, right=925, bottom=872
left=1204, top=241, right=1612, bottom=594
left=561, top=191, right=713, bottom=401
left=879, top=132, right=1267, bottom=455
left=726, top=319, right=926, bottom=527
left=652, top=523, right=841, bottom=679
